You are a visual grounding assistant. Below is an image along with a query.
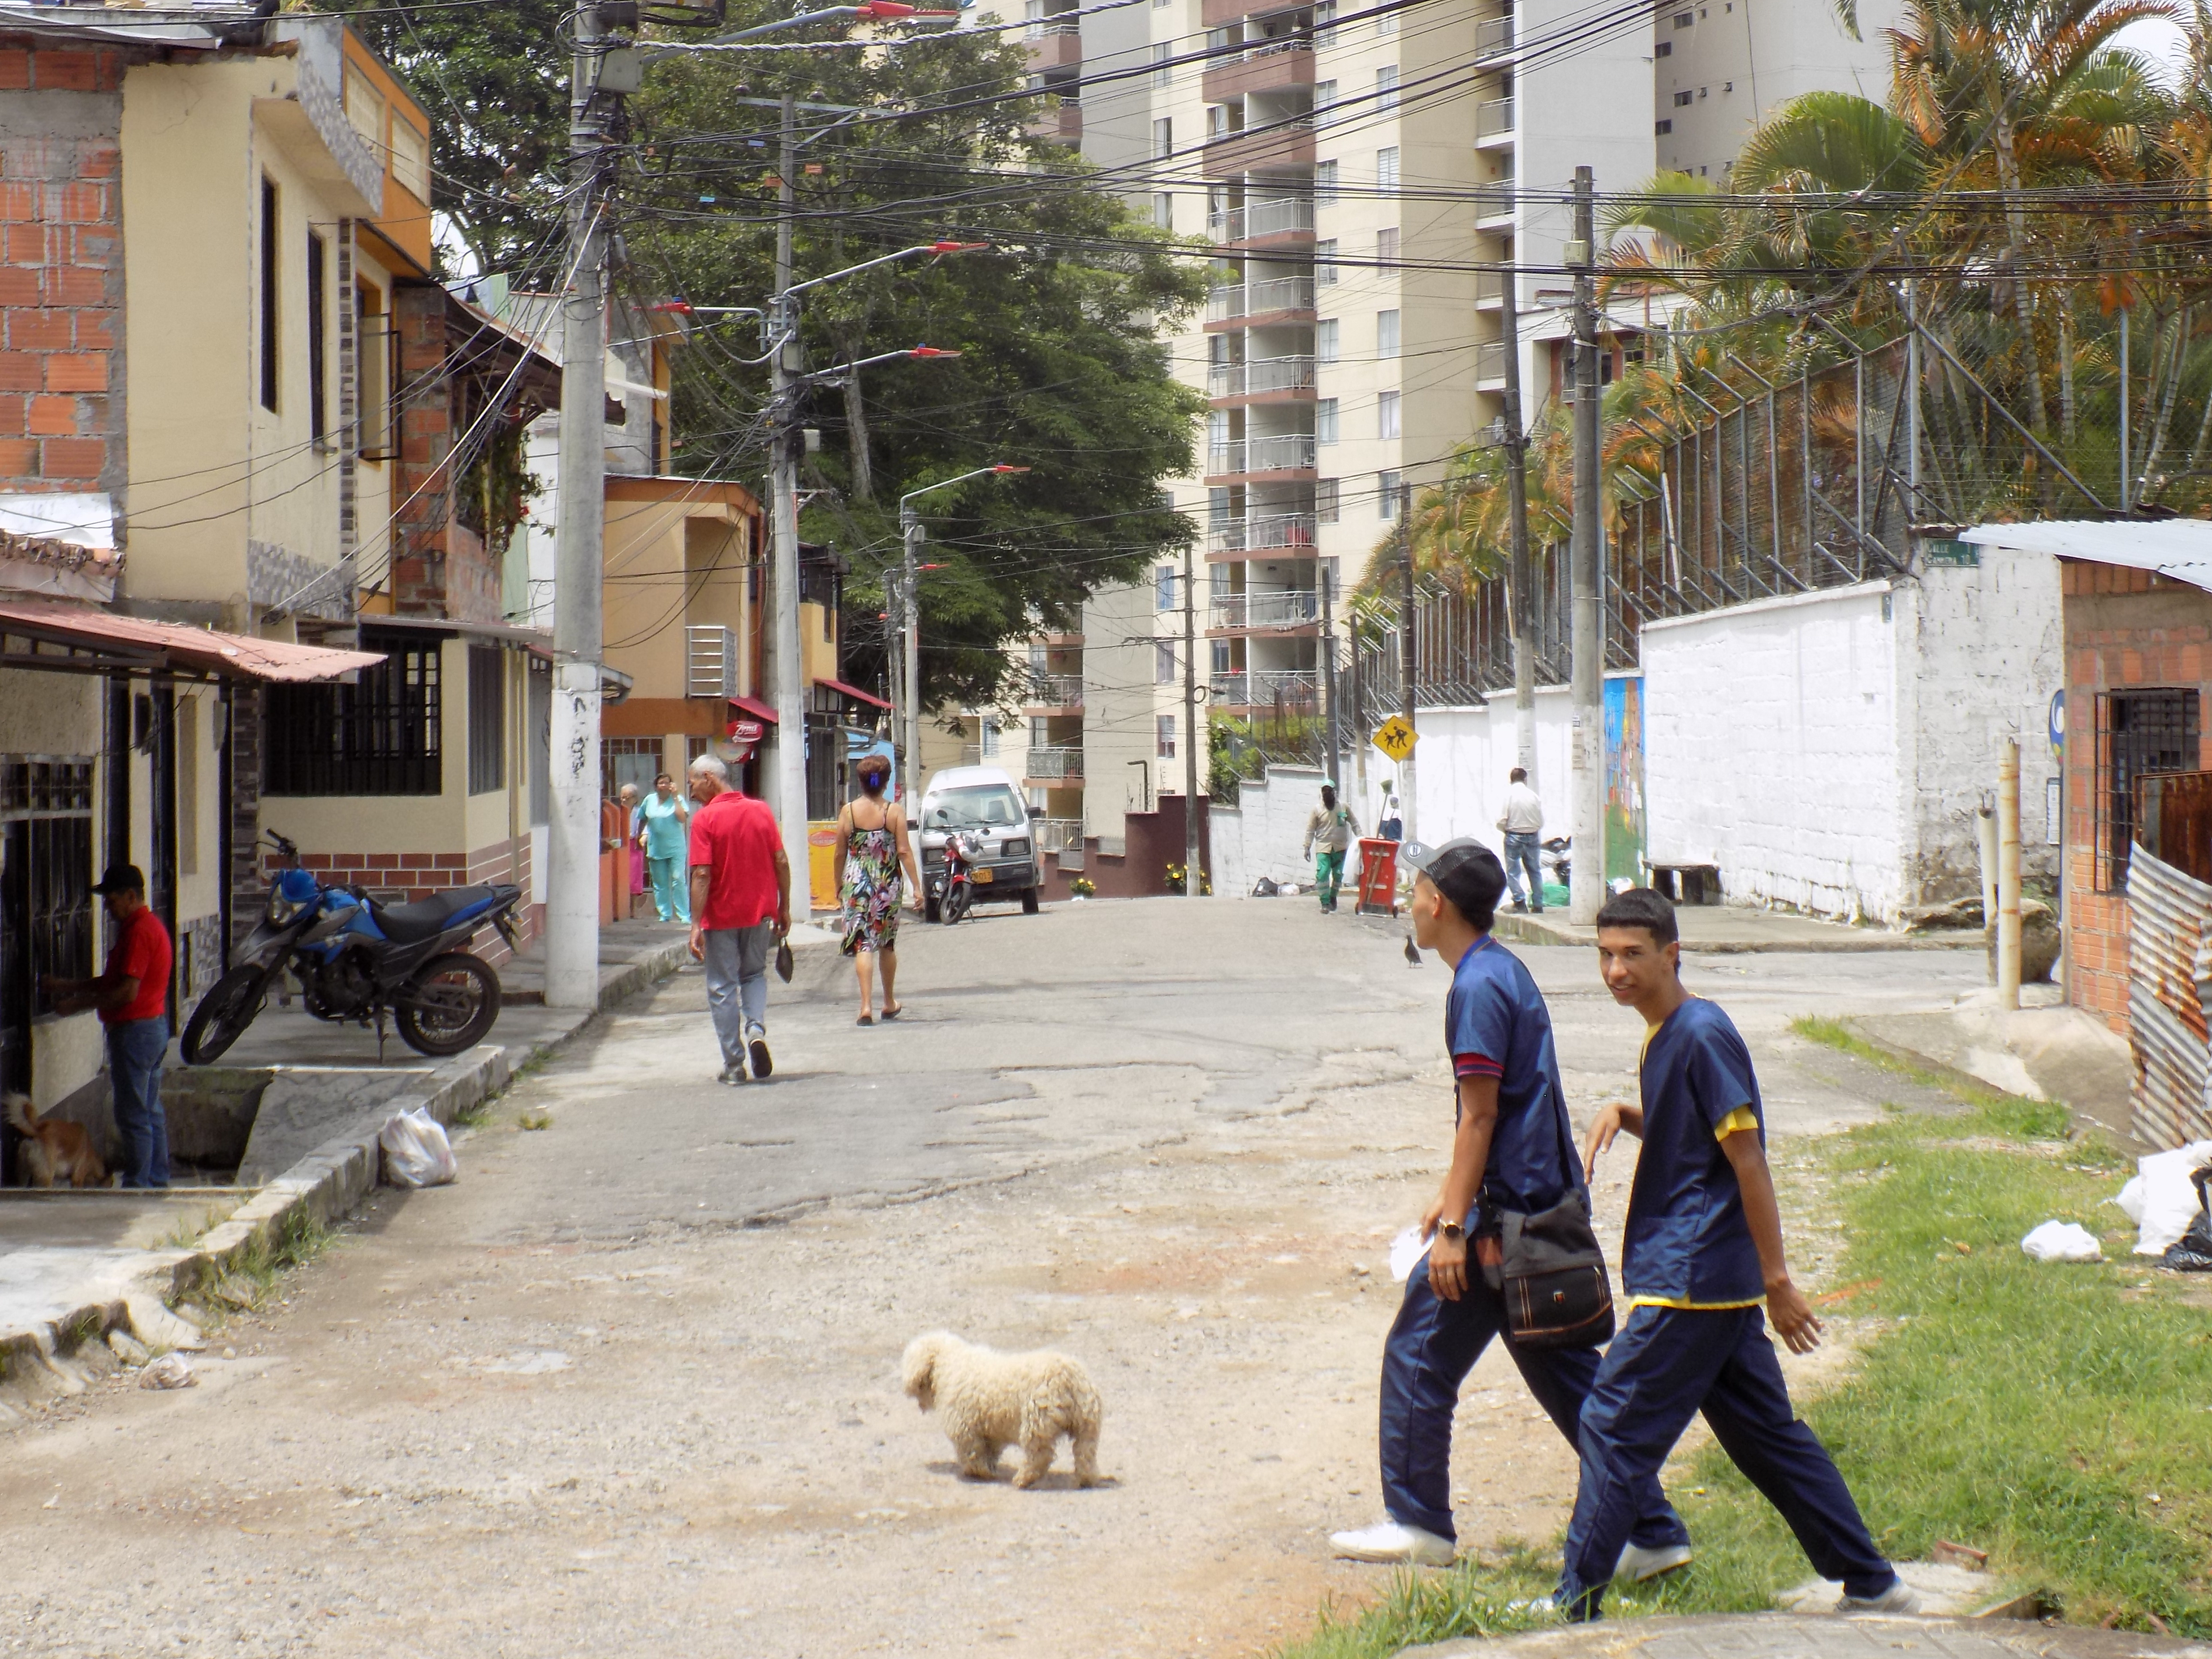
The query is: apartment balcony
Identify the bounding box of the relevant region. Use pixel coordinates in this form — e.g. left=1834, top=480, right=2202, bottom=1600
left=1207, top=353, right=1318, bottom=404
left=1474, top=181, right=1516, bottom=225
left=1209, top=588, right=1320, bottom=632
left=1206, top=510, right=1318, bottom=557
left=1206, top=433, right=1318, bottom=481
left=1203, top=116, right=1315, bottom=180
left=1474, top=12, right=1513, bottom=59
left=1206, top=273, right=1317, bottom=329
left=1034, top=815, right=1085, bottom=854
left=1024, top=745, right=1085, bottom=783
left=1476, top=267, right=1505, bottom=310
left=1476, top=339, right=1509, bottom=388
left=1201, top=0, right=1306, bottom=28
left=1209, top=667, right=1320, bottom=706
left=1201, top=37, right=1314, bottom=102
left=1025, top=672, right=1085, bottom=710
left=1029, top=97, right=1081, bottom=145
left=1023, top=21, right=1081, bottom=69
left=1476, top=97, right=1514, bottom=144
left=1208, top=195, right=1316, bottom=250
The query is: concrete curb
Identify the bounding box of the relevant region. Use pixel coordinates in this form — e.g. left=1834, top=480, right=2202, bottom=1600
left=0, top=937, right=691, bottom=1407
left=1491, top=913, right=1984, bottom=954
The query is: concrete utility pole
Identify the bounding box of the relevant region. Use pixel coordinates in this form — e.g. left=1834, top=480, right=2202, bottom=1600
left=1182, top=540, right=1201, bottom=896
left=1499, top=259, right=1537, bottom=783
left=546, top=0, right=615, bottom=1009
left=1568, top=165, right=1603, bottom=928
left=1398, top=479, right=1416, bottom=842
left=1319, top=553, right=1339, bottom=795
left=1997, top=738, right=2022, bottom=1008
left=767, top=94, right=810, bottom=918
left=899, top=511, right=921, bottom=805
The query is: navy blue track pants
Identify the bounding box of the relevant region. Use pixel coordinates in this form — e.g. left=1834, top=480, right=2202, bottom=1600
left=1556, top=1304, right=1895, bottom=1616
left=1379, top=1261, right=1690, bottom=1550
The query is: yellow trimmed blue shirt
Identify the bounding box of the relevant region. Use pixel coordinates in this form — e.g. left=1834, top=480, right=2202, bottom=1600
left=1621, top=998, right=1768, bottom=1310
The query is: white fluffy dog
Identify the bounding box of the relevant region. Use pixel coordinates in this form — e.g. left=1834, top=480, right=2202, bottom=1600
left=900, top=1331, right=1103, bottom=1489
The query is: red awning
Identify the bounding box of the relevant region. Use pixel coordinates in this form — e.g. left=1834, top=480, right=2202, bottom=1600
left=0, top=599, right=385, bottom=682
left=728, top=693, right=778, bottom=725
left=816, top=676, right=891, bottom=711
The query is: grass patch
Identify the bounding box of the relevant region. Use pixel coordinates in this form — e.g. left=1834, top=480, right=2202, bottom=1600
left=204, top=1204, right=334, bottom=1310
left=1277, top=1095, right=2206, bottom=1653
left=517, top=1110, right=554, bottom=1131
left=1790, top=1015, right=2074, bottom=1138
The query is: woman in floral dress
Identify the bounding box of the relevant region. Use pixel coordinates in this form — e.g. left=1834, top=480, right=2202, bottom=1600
left=832, top=753, right=922, bottom=1024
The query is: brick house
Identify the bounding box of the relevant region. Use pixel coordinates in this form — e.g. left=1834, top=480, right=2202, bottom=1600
left=1964, top=521, right=2212, bottom=1032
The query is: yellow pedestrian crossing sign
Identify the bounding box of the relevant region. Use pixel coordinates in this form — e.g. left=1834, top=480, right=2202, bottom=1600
left=1372, top=715, right=1418, bottom=763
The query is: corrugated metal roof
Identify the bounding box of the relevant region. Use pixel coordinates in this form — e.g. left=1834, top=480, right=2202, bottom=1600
left=0, top=4, right=260, bottom=47
left=1961, top=519, right=2212, bottom=593
left=2128, top=846, right=2212, bottom=1147
left=0, top=599, right=383, bottom=683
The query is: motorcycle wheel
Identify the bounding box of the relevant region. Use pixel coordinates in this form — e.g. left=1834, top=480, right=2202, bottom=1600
left=944, top=884, right=971, bottom=925
left=180, top=966, right=267, bottom=1066
left=394, top=952, right=501, bottom=1057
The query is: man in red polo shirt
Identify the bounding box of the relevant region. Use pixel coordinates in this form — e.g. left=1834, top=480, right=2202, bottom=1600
left=687, top=754, right=791, bottom=1084
left=47, top=863, right=173, bottom=1188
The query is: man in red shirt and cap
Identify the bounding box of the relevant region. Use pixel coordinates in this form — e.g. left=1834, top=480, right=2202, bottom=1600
left=687, top=753, right=792, bottom=1084
left=47, top=863, right=173, bottom=1188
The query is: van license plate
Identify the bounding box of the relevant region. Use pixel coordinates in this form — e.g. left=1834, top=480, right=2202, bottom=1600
left=972, top=867, right=994, bottom=884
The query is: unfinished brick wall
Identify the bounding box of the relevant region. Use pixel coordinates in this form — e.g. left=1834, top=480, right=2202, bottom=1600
left=388, top=284, right=501, bottom=623
left=2060, top=559, right=2212, bottom=1032
left=0, top=37, right=129, bottom=495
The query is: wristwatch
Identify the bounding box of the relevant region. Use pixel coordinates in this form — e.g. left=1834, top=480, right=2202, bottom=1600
left=1437, top=1219, right=1464, bottom=1242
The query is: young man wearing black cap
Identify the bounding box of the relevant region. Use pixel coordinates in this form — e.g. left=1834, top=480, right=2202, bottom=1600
left=46, top=863, right=173, bottom=1189
left=1331, top=838, right=1690, bottom=1577
left=1548, top=887, right=1911, bottom=1620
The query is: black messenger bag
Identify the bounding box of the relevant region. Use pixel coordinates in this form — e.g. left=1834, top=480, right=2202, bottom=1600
left=1475, top=1094, right=1616, bottom=1349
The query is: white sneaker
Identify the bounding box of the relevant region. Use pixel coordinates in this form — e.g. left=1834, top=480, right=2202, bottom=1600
left=1615, top=1541, right=1693, bottom=1582
left=1329, top=1520, right=1455, bottom=1566
left=1836, top=1579, right=1920, bottom=1615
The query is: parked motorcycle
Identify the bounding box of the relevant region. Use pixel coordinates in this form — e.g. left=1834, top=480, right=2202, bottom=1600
left=930, top=831, right=979, bottom=925
left=181, top=831, right=524, bottom=1065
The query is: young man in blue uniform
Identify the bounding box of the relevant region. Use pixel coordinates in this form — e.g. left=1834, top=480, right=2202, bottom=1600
left=1553, top=887, right=1914, bottom=1620
left=1332, top=840, right=1690, bottom=1578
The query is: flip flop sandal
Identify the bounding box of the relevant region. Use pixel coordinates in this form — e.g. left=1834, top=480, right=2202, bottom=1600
left=856, top=1012, right=874, bottom=1026
left=881, top=1004, right=903, bottom=1021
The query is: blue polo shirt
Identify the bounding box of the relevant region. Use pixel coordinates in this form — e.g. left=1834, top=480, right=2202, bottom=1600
left=1622, top=997, right=1767, bottom=1308
left=1445, top=936, right=1582, bottom=1217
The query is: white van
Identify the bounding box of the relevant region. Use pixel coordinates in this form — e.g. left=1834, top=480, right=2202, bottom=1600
left=914, top=764, right=1041, bottom=919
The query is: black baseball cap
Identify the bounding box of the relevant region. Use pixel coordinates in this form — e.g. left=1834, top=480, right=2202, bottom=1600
left=1398, top=837, right=1506, bottom=921
left=91, top=862, right=146, bottom=896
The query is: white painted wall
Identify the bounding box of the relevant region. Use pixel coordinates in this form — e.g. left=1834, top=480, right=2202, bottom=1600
left=1644, top=583, right=1902, bottom=920
left=1213, top=763, right=1329, bottom=898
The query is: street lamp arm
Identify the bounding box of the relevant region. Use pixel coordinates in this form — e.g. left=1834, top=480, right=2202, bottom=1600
left=810, top=344, right=962, bottom=383
left=783, top=240, right=989, bottom=300
left=639, top=1, right=951, bottom=61
left=898, top=462, right=1027, bottom=517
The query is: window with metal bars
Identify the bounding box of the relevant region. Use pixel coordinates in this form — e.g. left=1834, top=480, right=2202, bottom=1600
left=0, top=758, right=95, bottom=1017
left=263, top=632, right=444, bottom=796
left=467, top=645, right=505, bottom=796
left=2095, top=687, right=2200, bottom=891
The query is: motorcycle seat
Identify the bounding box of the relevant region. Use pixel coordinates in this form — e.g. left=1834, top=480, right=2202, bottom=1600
left=370, top=885, right=496, bottom=944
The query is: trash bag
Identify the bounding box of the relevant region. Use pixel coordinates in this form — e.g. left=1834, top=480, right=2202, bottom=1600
left=379, top=1107, right=458, bottom=1189
left=1252, top=876, right=1280, bottom=898
left=2021, top=1220, right=2103, bottom=1262
left=2161, top=1166, right=2212, bottom=1272
left=139, top=1352, right=196, bottom=1390
left=2118, top=1139, right=2212, bottom=1255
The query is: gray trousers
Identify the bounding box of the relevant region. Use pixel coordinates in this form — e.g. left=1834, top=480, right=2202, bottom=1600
left=702, top=921, right=774, bottom=1069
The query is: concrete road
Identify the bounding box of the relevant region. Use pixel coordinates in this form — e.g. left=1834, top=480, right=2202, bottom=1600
left=0, top=898, right=1983, bottom=1659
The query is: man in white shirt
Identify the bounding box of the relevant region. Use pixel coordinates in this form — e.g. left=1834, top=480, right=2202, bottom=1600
left=1495, top=766, right=1546, bottom=913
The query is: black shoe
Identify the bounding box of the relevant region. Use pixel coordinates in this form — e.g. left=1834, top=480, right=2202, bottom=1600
left=747, top=1030, right=773, bottom=1080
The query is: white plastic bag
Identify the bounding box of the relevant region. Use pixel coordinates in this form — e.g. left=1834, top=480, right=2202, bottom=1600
left=379, top=1108, right=458, bottom=1188
left=139, top=1352, right=196, bottom=1390
left=2021, top=1220, right=2103, bottom=1262
left=1389, top=1225, right=1428, bottom=1283
left=2119, top=1140, right=2212, bottom=1256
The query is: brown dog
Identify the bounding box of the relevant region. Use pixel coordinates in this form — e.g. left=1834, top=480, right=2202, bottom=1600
left=5, top=1093, right=108, bottom=1188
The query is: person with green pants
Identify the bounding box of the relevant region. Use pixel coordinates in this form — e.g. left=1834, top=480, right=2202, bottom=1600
left=1302, top=781, right=1361, bottom=913
left=638, top=771, right=693, bottom=922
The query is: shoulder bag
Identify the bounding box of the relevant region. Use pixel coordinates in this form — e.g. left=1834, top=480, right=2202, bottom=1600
left=1476, top=1098, right=1616, bottom=1349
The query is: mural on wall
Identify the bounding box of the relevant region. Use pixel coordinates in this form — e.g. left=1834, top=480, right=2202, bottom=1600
left=1604, top=675, right=1646, bottom=884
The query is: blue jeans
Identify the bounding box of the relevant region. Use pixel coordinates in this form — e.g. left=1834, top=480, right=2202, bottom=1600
left=1380, top=1255, right=1690, bottom=1550
left=106, top=1016, right=170, bottom=1189
left=1556, top=1305, right=1894, bottom=1618
left=702, top=922, right=772, bottom=1071
left=1503, top=831, right=1545, bottom=910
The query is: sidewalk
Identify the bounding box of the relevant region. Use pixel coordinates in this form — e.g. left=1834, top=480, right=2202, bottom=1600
left=1492, top=906, right=1985, bottom=954
left=1402, top=1614, right=2212, bottom=1659
left=1845, top=984, right=2139, bottom=1146
left=0, top=919, right=704, bottom=1415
